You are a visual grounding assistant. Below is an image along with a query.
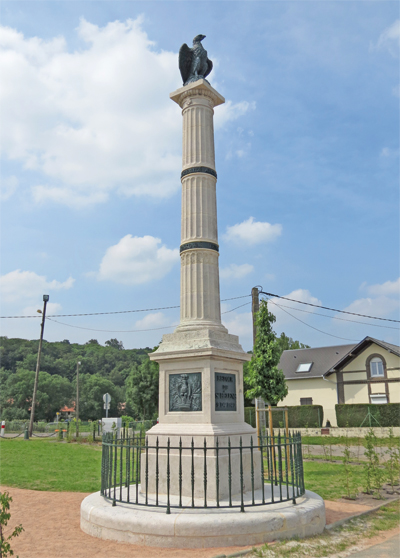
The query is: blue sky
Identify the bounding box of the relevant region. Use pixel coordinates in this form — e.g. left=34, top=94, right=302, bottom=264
left=1, top=0, right=399, bottom=352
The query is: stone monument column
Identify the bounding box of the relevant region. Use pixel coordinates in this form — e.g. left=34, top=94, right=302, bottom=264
left=145, top=78, right=259, bottom=500
left=176, top=80, right=225, bottom=331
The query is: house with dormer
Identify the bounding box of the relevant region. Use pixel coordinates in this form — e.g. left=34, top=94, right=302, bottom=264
left=278, top=336, right=400, bottom=426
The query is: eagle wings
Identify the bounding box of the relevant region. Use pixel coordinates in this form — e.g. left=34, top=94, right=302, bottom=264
left=179, top=36, right=213, bottom=86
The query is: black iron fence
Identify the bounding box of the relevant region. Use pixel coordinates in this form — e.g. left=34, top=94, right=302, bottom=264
left=100, top=431, right=305, bottom=513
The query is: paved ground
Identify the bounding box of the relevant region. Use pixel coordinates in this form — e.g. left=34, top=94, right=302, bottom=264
left=347, top=533, right=400, bottom=557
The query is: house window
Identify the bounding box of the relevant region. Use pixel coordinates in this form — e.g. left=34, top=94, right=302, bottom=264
left=370, top=357, right=384, bottom=378
left=296, top=363, right=313, bottom=373
left=300, top=398, right=313, bottom=405
left=370, top=394, right=387, bottom=404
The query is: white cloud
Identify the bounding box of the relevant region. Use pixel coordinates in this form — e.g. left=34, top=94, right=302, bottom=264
left=220, top=263, right=254, bottom=280
left=97, top=234, right=179, bottom=285
left=22, top=302, right=62, bottom=316
left=215, top=101, right=256, bottom=129
left=0, top=176, right=18, bottom=200
left=376, top=19, right=400, bottom=57
left=134, top=312, right=175, bottom=330
left=362, top=277, right=400, bottom=297
left=1, top=18, right=254, bottom=208
left=268, top=289, right=322, bottom=326
left=346, top=278, right=400, bottom=320
left=222, top=311, right=253, bottom=340
left=343, top=296, right=398, bottom=319
left=380, top=147, right=399, bottom=158
left=223, top=217, right=282, bottom=245
left=0, top=270, right=74, bottom=304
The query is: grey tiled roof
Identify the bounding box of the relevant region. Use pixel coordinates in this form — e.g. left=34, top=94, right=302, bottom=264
left=278, top=344, right=355, bottom=380
left=279, top=336, right=400, bottom=380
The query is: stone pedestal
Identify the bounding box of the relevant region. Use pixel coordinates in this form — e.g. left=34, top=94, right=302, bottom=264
left=145, top=79, right=258, bottom=500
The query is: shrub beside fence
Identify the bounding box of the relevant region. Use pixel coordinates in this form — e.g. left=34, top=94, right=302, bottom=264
left=335, top=403, right=400, bottom=427
left=244, top=405, right=323, bottom=429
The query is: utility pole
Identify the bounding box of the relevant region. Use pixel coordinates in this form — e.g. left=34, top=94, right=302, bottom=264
left=251, top=286, right=260, bottom=348
left=29, top=294, right=49, bottom=437
left=76, top=361, right=81, bottom=438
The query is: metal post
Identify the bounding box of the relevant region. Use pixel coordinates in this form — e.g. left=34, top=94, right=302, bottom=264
left=76, top=361, right=81, bottom=438
left=29, top=294, right=49, bottom=437
left=251, top=286, right=260, bottom=347
left=269, top=405, right=276, bottom=479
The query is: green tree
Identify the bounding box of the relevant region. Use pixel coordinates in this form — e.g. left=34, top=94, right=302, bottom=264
left=105, top=338, right=124, bottom=350
left=246, top=300, right=288, bottom=405
left=78, top=374, right=123, bottom=420
left=275, top=332, right=310, bottom=355
left=125, top=358, right=159, bottom=420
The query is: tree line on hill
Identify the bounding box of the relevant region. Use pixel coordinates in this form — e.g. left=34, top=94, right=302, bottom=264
left=0, top=307, right=309, bottom=422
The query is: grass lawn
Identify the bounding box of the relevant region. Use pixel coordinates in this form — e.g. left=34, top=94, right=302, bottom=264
left=303, top=460, right=365, bottom=500
left=302, top=436, right=397, bottom=447
left=0, top=438, right=102, bottom=492
left=1, top=437, right=370, bottom=500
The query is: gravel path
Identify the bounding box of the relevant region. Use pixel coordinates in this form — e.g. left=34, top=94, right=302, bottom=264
left=1, top=485, right=376, bottom=558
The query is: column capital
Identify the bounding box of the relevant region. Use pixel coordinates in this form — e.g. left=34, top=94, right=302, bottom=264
left=170, top=79, right=225, bottom=109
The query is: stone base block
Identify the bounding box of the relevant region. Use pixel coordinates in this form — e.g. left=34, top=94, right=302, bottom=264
left=81, top=485, right=326, bottom=549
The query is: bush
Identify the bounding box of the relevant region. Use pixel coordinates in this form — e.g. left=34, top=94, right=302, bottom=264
left=335, top=403, right=400, bottom=427
left=286, top=405, right=323, bottom=428
left=244, top=407, right=256, bottom=428
left=244, top=405, right=323, bottom=429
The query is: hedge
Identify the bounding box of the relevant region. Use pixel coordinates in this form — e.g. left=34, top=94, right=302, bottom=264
left=244, top=407, right=256, bottom=428
left=335, top=403, right=400, bottom=427
left=244, top=405, right=323, bottom=429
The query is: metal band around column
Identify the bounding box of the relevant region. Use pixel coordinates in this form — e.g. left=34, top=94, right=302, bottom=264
left=181, top=167, right=217, bottom=180
left=180, top=241, right=219, bottom=254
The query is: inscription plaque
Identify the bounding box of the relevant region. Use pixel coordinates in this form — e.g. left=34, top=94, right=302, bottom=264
left=215, top=372, right=237, bottom=411
left=169, top=373, right=202, bottom=412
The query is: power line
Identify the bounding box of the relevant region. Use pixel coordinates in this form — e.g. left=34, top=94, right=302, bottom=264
left=266, top=298, right=359, bottom=342
left=260, top=291, right=400, bottom=323
left=46, top=318, right=177, bottom=333
left=268, top=300, right=400, bottom=330
left=46, top=301, right=252, bottom=334
left=0, top=294, right=251, bottom=319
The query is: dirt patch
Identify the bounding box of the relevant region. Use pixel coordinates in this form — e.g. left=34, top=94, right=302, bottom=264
left=1, top=485, right=395, bottom=558
left=0, top=485, right=261, bottom=558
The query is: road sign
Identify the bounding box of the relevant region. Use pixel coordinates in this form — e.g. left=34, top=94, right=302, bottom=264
left=103, top=393, right=111, bottom=418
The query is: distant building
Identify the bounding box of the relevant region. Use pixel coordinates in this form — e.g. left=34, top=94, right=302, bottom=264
left=278, top=336, right=400, bottom=427
left=60, top=404, right=75, bottom=419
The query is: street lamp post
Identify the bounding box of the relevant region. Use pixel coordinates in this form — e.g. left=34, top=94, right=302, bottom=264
left=76, top=361, right=81, bottom=438
left=29, top=294, right=49, bottom=437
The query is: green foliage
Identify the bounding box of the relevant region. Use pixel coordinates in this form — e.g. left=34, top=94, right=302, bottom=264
left=78, top=374, right=123, bottom=420
left=342, top=434, right=354, bottom=498
left=335, top=403, right=400, bottom=427
left=125, top=359, right=159, bottom=420
left=0, top=368, right=73, bottom=422
left=363, top=428, right=385, bottom=496
left=0, top=491, right=23, bottom=557
left=286, top=405, right=323, bottom=428
left=244, top=406, right=256, bottom=428
left=275, top=332, right=310, bottom=353
left=0, top=337, right=154, bottom=422
left=246, top=301, right=288, bottom=405
left=385, top=427, right=400, bottom=490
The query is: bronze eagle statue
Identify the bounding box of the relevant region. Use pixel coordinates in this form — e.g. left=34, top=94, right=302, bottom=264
left=179, top=34, right=213, bottom=86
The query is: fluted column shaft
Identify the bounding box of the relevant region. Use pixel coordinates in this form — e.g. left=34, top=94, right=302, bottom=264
left=170, top=81, right=225, bottom=330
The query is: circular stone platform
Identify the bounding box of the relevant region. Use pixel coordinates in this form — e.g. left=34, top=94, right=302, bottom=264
left=81, top=485, right=326, bottom=549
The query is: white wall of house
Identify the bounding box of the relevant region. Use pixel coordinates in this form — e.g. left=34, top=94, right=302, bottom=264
left=279, top=375, right=338, bottom=427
